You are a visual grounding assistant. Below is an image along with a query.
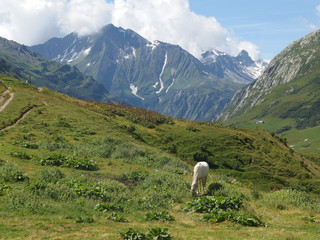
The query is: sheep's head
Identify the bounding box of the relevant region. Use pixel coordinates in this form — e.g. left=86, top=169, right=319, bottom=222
left=191, top=182, right=197, bottom=192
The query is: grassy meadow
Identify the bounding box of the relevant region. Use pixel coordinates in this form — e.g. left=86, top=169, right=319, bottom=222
left=1, top=75, right=320, bottom=239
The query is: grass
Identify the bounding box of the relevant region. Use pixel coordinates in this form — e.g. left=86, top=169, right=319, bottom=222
left=1, top=75, right=320, bottom=239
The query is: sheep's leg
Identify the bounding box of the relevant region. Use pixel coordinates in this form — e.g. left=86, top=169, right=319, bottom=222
left=203, top=177, right=207, bottom=193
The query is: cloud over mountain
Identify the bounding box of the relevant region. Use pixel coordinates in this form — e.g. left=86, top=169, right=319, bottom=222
left=0, top=0, right=260, bottom=59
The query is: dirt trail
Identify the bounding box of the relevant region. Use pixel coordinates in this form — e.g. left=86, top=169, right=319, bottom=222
left=1, top=108, right=33, bottom=131
left=0, top=89, right=15, bottom=112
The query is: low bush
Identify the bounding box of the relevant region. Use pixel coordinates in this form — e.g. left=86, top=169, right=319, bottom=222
left=39, top=168, right=65, bottom=183
left=120, top=169, right=149, bottom=183
left=75, top=216, right=94, bottom=223
left=0, top=183, right=9, bottom=196
left=0, top=163, right=28, bottom=182
left=95, top=203, right=124, bottom=212
left=15, top=140, right=39, bottom=149
left=107, top=212, right=128, bottom=222
left=203, top=209, right=262, bottom=226
left=136, top=171, right=189, bottom=209
left=38, top=154, right=98, bottom=171
left=184, top=196, right=242, bottom=213
left=146, top=227, right=172, bottom=240
left=144, top=211, right=174, bottom=222
left=10, top=151, right=32, bottom=160
left=119, top=228, right=172, bottom=240
left=119, top=228, right=146, bottom=240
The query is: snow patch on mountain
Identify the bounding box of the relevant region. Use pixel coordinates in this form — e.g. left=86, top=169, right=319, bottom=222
left=156, top=52, right=168, bottom=94
left=130, top=84, right=144, bottom=100
left=146, top=40, right=160, bottom=52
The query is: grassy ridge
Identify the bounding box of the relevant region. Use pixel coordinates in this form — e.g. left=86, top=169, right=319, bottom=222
left=223, top=69, right=320, bottom=155
left=1, top=75, right=320, bottom=239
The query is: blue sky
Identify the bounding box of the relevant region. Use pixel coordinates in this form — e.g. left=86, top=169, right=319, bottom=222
left=0, top=0, right=319, bottom=61
left=188, top=0, right=320, bottom=60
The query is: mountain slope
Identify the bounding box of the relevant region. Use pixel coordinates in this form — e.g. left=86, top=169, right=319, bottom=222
left=1, top=74, right=320, bottom=239
left=1, top=74, right=319, bottom=190
left=31, top=24, right=266, bottom=121
left=0, top=37, right=119, bottom=103
left=216, top=30, right=320, bottom=153
left=201, top=49, right=267, bottom=83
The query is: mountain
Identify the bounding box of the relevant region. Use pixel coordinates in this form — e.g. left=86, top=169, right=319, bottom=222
left=201, top=49, right=268, bottom=84
left=31, top=24, right=266, bottom=121
left=0, top=37, right=119, bottom=103
left=216, top=29, right=320, bottom=153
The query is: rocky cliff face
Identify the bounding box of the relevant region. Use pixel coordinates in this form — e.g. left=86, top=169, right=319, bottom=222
left=31, top=24, right=266, bottom=121
left=216, top=29, right=320, bottom=121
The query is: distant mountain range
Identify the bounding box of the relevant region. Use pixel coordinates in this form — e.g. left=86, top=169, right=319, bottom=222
left=0, top=37, right=119, bottom=104
left=215, top=29, right=320, bottom=152
left=31, top=24, right=267, bottom=121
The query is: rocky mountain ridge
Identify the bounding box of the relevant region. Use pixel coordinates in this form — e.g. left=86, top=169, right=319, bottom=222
left=216, top=29, right=320, bottom=122
left=31, top=24, right=267, bottom=121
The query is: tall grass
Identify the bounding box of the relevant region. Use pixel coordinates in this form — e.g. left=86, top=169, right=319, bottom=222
left=262, top=188, right=320, bottom=211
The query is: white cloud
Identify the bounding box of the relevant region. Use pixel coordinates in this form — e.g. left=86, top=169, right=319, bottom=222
left=0, top=0, right=260, bottom=59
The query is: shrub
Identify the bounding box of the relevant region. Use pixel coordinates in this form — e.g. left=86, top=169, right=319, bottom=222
left=120, top=169, right=149, bottom=182
left=136, top=171, right=189, bottom=209
left=0, top=183, right=9, bottom=196
left=15, top=140, right=38, bottom=149
left=203, top=210, right=262, bottom=226
left=75, top=216, right=94, bottom=223
left=146, top=228, right=172, bottom=240
left=38, top=154, right=98, bottom=171
left=38, top=154, right=66, bottom=166
left=39, top=168, right=65, bottom=183
left=119, top=228, right=146, bottom=240
left=184, top=196, right=242, bottom=213
left=144, top=211, right=174, bottom=221
left=0, top=163, right=28, bottom=182
left=10, top=151, right=32, bottom=160
left=107, top=212, right=128, bottom=222
left=207, top=182, right=223, bottom=195
left=95, top=203, right=124, bottom=212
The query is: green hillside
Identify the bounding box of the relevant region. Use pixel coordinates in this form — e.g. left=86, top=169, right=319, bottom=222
left=222, top=68, right=320, bottom=154
left=1, top=75, right=320, bottom=239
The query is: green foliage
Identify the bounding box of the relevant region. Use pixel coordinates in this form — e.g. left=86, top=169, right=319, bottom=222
left=207, top=182, right=224, bottom=196
left=121, top=169, right=149, bottom=182
left=203, top=210, right=262, bottom=227
left=76, top=216, right=95, bottom=223
left=107, top=212, right=128, bottom=222
left=184, top=196, right=242, bottom=213
left=146, top=227, right=172, bottom=240
left=302, top=215, right=320, bottom=223
left=39, top=168, right=65, bottom=183
left=10, top=151, right=32, bottom=160
left=0, top=183, right=9, bottom=196
left=38, top=154, right=98, bottom=171
left=15, top=140, right=39, bottom=149
left=119, top=228, right=172, bottom=240
left=136, top=171, right=189, bottom=209
left=120, top=228, right=146, bottom=240
left=144, top=211, right=175, bottom=222
left=262, top=188, right=320, bottom=211
left=3, top=188, right=47, bottom=214
left=0, top=163, right=28, bottom=182
left=95, top=203, right=124, bottom=212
